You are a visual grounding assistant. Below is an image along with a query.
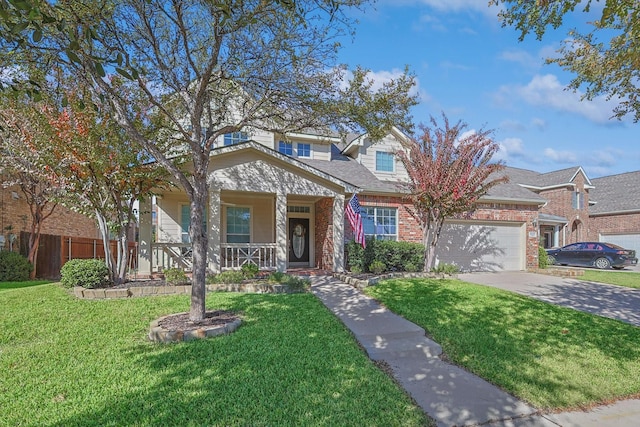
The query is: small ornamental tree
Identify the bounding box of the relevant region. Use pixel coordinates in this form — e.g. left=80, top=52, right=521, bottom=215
left=396, top=114, right=508, bottom=272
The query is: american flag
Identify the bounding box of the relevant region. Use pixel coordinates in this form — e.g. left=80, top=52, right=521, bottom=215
left=346, top=194, right=366, bottom=248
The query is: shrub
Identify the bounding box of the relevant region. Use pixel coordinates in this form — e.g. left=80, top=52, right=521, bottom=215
left=431, top=263, right=460, bottom=275
left=404, top=261, right=419, bottom=273
left=207, top=270, right=245, bottom=284
left=0, top=251, right=32, bottom=282
left=281, top=275, right=311, bottom=292
left=267, top=271, right=286, bottom=283
left=241, top=262, right=259, bottom=279
left=369, top=260, right=386, bottom=275
left=538, top=246, right=549, bottom=269
left=163, top=268, right=189, bottom=285
left=60, top=259, right=109, bottom=288
left=346, top=239, right=424, bottom=273
left=349, top=265, right=363, bottom=274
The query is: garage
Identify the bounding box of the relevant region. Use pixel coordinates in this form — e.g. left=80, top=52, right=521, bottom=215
left=600, top=233, right=640, bottom=256
left=435, top=220, right=526, bottom=272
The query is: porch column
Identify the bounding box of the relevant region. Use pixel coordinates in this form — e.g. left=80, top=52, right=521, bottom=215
left=333, top=194, right=345, bottom=272
left=208, top=189, right=221, bottom=273
left=275, top=192, right=287, bottom=272
left=553, top=225, right=560, bottom=248
left=137, top=197, right=152, bottom=277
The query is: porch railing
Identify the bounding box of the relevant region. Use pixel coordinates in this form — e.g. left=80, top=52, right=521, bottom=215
left=221, top=243, right=277, bottom=270
left=151, top=243, right=193, bottom=272
left=150, top=242, right=277, bottom=272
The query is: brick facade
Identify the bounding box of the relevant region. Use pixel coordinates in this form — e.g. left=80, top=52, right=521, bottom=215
left=539, top=172, right=590, bottom=243
left=314, top=197, right=334, bottom=270
left=588, top=212, right=640, bottom=241
left=0, top=185, right=100, bottom=251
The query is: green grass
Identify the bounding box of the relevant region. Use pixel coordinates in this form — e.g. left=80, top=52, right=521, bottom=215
left=581, top=270, right=640, bottom=288
left=365, top=278, right=640, bottom=411
left=0, top=280, right=52, bottom=291
left=0, top=284, right=429, bottom=427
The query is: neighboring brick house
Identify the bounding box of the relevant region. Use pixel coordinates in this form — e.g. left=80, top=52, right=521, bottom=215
left=503, top=167, right=640, bottom=257
left=0, top=182, right=100, bottom=251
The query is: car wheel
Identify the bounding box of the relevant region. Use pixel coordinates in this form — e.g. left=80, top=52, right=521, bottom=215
left=594, top=257, right=611, bottom=269
left=547, top=255, right=556, bottom=265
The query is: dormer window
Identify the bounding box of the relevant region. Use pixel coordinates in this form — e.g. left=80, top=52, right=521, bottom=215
left=278, top=141, right=293, bottom=156
left=224, top=132, right=249, bottom=146
left=297, top=143, right=311, bottom=158
left=376, top=151, right=394, bottom=172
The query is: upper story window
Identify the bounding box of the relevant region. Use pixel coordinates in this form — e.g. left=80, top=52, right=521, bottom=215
left=572, top=191, right=584, bottom=210
left=376, top=151, right=394, bottom=172
left=297, top=143, right=311, bottom=158
left=224, top=132, right=249, bottom=146
left=362, top=207, right=397, bottom=241
left=278, top=141, right=293, bottom=156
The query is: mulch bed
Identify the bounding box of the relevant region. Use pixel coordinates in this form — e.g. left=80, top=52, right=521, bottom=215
left=157, top=310, right=240, bottom=332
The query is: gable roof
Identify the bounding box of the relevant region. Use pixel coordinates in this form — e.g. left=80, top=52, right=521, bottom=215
left=590, top=171, right=640, bottom=215
left=505, top=166, right=593, bottom=190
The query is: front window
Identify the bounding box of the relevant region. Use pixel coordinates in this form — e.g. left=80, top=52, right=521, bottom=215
left=376, top=151, right=394, bottom=172
left=224, top=132, right=249, bottom=146
left=181, top=205, right=207, bottom=243
left=297, top=143, right=311, bottom=158
left=572, top=191, right=584, bottom=210
left=278, top=141, right=293, bottom=156
left=226, top=207, right=251, bottom=243
left=362, top=207, right=397, bottom=240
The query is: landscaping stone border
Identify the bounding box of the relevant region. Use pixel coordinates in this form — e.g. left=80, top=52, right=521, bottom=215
left=333, top=272, right=453, bottom=290
left=149, top=312, right=242, bottom=343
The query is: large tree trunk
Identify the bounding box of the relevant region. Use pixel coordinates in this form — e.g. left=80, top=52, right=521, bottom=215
left=423, top=216, right=445, bottom=272
left=95, top=210, right=117, bottom=284
left=189, top=180, right=209, bottom=321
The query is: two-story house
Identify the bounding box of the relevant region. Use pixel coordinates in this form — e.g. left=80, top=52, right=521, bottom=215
left=137, top=128, right=546, bottom=276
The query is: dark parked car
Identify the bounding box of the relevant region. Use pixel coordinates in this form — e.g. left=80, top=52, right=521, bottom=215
left=546, top=242, right=638, bottom=270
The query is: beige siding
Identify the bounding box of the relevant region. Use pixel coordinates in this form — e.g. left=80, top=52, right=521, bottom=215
left=211, top=152, right=341, bottom=197
left=359, top=134, right=409, bottom=181
left=156, top=193, right=188, bottom=243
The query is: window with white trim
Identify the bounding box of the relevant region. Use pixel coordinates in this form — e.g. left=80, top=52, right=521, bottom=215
left=376, top=151, right=394, bottom=172
left=362, top=207, right=397, bottom=240
left=572, top=191, right=584, bottom=210
left=297, top=143, right=311, bottom=158
left=181, top=205, right=207, bottom=243
left=224, top=132, right=249, bottom=146
left=226, top=207, right=251, bottom=243
left=278, top=141, right=293, bottom=155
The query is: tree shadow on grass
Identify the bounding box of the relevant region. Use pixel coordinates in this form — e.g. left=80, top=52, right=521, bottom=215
left=49, top=292, right=427, bottom=427
left=369, top=278, right=640, bottom=410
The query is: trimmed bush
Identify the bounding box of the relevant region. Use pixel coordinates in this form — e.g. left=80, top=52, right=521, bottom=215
left=431, top=263, right=460, bottom=275
left=538, top=246, right=549, bottom=269
left=241, top=262, right=259, bottom=279
left=0, top=251, right=32, bottom=282
left=163, top=268, right=189, bottom=285
left=207, top=270, right=245, bottom=284
left=369, top=260, right=386, bottom=275
left=60, top=259, right=109, bottom=288
left=346, top=239, right=424, bottom=273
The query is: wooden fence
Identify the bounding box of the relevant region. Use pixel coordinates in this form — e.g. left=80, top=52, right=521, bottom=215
left=20, top=231, right=138, bottom=279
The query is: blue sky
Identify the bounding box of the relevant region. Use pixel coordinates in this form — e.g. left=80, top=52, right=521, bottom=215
left=337, top=0, right=639, bottom=178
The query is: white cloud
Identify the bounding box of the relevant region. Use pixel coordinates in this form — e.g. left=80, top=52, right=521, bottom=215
left=543, top=147, right=578, bottom=163
left=494, top=137, right=530, bottom=163
left=496, top=74, right=620, bottom=124
left=530, top=117, right=547, bottom=130
left=339, top=68, right=424, bottom=100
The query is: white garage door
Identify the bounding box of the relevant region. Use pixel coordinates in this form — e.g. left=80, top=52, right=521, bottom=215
left=435, top=220, right=525, bottom=272
left=600, top=233, right=640, bottom=255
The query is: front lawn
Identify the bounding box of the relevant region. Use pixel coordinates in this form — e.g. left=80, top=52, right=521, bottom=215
left=365, top=278, right=640, bottom=411
left=581, top=270, right=640, bottom=289
left=0, top=280, right=52, bottom=291
left=0, top=284, right=429, bottom=426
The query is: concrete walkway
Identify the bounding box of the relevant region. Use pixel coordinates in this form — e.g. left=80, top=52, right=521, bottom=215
left=310, top=275, right=640, bottom=427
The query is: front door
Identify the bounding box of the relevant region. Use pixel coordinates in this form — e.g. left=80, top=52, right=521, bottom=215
left=288, top=218, right=310, bottom=265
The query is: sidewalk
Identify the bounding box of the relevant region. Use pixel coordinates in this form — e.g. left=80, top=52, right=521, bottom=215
left=310, top=275, right=640, bottom=427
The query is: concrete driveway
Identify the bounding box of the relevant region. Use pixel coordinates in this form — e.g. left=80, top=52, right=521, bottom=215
left=458, top=271, right=640, bottom=327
